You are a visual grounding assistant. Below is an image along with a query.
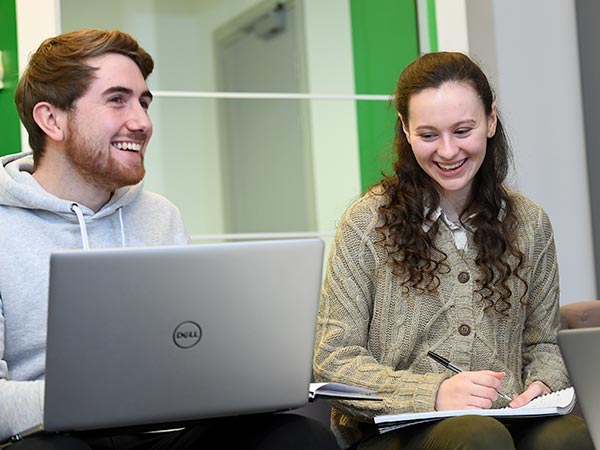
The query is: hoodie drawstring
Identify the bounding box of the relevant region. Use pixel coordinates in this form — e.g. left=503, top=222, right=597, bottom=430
left=71, top=203, right=90, bottom=249
left=118, top=207, right=126, bottom=247
left=70, top=203, right=126, bottom=249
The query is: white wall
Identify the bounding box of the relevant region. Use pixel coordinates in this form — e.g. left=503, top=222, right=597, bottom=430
left=435, top=0, right=470, bottom=53
left=15, top=0, right=61, bottom=149
left=439, top=0, right=596, bottom=304
left=302, top=1, right=361, bottom=234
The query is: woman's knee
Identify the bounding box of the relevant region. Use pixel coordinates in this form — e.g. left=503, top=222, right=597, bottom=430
left=515, top=415, right=595, bottom=450
left=421, top=415, right=515, bottom=450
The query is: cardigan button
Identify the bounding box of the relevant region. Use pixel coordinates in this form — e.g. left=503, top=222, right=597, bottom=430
left=457, top=271, right=470, bottom=283
left=458, top=324, right=471, bottom=336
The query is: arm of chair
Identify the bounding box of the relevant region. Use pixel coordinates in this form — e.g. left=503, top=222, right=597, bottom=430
left=560, top=300, right=600, bottom=329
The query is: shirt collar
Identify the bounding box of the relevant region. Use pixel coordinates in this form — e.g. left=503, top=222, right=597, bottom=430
left=422, top=206, right=476, bottom=232
left=421, top=200, right=506, bottom=233
left=423, top=206, right=472, bottom=250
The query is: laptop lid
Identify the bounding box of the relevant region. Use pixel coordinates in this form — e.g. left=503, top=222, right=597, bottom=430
left=43, top=238, right=324, bottom=433
left=558, top=327, right=600, bottom=448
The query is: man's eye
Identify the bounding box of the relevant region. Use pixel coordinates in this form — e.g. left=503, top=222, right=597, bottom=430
left=109, top=96, right=124, bottom=104
left=140, top=100, right=150, bottom=110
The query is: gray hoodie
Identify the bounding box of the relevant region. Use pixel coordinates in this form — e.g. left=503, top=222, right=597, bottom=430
left=0, top=152, right=190, bottom=440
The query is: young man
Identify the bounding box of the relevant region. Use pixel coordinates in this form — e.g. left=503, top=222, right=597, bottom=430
left=0, top=29, right=338, bottom=450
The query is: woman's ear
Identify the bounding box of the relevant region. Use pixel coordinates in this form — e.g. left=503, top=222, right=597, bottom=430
left=399, top=113, right=411, bottom=144
left=32, top=102, right=67, bottom=143
left=487, top=101, right=498, bottom=138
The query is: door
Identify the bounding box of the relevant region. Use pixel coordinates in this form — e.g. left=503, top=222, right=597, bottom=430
left=216, top=0, right=316, bottom=234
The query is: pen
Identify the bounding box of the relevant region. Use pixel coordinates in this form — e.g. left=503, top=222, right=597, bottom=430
left=427, top=351, right=513, bottom=401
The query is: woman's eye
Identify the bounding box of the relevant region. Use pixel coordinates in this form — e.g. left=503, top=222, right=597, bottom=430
left=420, top=133, right=436, bottom=140
left=455, top=128, right=472, bottom=136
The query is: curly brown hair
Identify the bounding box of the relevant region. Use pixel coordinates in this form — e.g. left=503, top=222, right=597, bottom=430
left=377, top=52, right=526, bottom=314
left=15, top=29, right=154, bottom=164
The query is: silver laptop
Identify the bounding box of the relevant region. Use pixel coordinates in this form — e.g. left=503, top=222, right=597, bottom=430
left=558, top=327, right=600, bottom=448
left=34, top=238, right=323, bottom=436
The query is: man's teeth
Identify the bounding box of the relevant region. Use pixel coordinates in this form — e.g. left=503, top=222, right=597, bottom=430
left=438, top=160, right=465, bottom=171
left=113, top=142, right=141, bottom=151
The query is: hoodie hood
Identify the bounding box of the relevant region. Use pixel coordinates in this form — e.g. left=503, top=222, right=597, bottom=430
left=0, top=151, right=146, bottom=249
left=0, top=151, right=143, bottom=220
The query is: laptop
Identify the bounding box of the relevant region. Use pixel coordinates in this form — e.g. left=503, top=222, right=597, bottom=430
left=558, top=327, right=600, bottom=448
left=15, top=238, right=324, bottom=439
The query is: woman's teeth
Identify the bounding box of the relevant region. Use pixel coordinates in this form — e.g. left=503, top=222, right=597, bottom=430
left=437, top=159, right=466, bottom=171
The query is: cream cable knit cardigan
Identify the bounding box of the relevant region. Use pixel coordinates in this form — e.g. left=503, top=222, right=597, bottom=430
left=313, top=188, right=569, bottom=449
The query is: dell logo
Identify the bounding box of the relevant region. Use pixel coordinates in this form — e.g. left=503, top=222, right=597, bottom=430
left=173, top=321, right=202, bottom=348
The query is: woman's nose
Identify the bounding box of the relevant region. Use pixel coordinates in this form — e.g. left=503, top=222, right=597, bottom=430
left=437, top=136, right=459, bottom=159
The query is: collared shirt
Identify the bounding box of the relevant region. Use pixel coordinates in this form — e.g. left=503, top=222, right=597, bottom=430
left=422, top=201, right=507, bottom=251
left=422, top=206, right=471, bottom=251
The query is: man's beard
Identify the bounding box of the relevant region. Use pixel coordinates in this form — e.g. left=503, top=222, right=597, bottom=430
left=64, top=121, right=146, bottom=191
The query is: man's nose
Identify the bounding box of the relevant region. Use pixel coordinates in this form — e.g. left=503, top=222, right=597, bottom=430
left=126, top=103, right=152, bottom=133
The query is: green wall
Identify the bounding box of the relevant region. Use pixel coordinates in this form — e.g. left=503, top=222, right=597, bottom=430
left=426, top=0, right=438, bottom=52
left=349, top=0, right=420, bottom=192
left=0, top=0, right=21, bottom=156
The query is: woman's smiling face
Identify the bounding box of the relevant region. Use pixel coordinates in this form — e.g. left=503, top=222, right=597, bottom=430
left=401, top=81, right=497, bottom=206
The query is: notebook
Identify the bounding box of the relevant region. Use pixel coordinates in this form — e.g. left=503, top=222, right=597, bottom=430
left=558, top=327, right=600, bottom=449
left=15, top=238, right=324, bottom=439
left=374, top=387, right=575, bottom=433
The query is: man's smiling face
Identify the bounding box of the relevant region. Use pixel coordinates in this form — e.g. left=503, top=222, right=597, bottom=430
left=64, top=52, right=153, bottom=190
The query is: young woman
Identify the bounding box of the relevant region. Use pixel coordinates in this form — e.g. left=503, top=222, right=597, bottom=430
left=313, top=52, right=593, bottom=450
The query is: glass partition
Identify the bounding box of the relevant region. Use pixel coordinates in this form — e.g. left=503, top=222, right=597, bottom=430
left=60, top=0, right=414, bottom=242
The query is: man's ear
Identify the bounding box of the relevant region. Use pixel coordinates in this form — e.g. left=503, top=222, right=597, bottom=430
left=399, top=113, right=411, bottom=144
left=32, top=102, right=67, bottom=142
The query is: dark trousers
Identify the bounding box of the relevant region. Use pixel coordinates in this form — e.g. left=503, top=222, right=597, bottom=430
left=351, top=414, right=594, bottom=450
left=10, top=413, right=340, bottom=450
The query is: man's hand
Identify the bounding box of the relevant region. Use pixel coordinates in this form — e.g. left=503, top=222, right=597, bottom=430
left=435, top=371, right=506, bottom=410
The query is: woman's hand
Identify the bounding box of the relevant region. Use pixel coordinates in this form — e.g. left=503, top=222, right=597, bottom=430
left=508, top=380, right=551, bottom=408
left=435, top=371, right=506, bottom=410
